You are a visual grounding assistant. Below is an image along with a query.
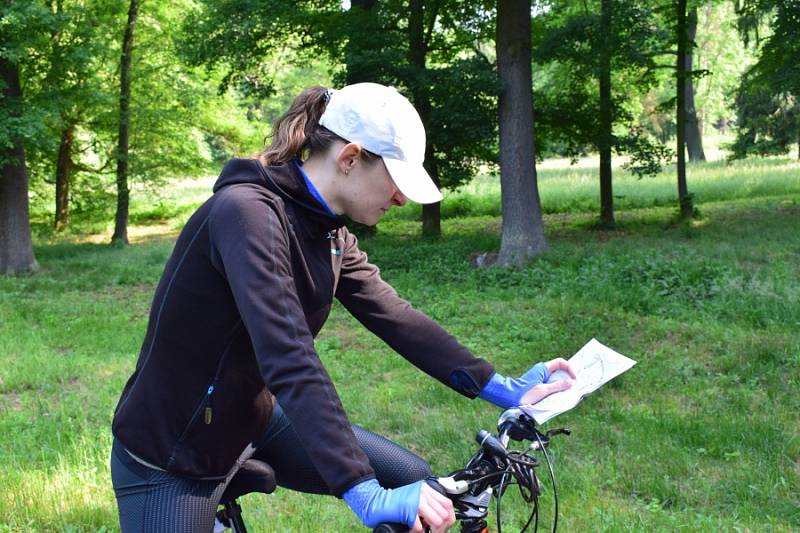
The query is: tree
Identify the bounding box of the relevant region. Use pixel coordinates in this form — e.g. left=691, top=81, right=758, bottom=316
left=534, top=0, right=669, bottom=227
left=731, top=0, right=800, bottom=159
left=34, top=0, right=122, bottom=230
left=408, top=0, right=440, bottom=236
left=598, top=0, right=614, bottom=226
left=675, top=0, right=693, bottom=219
left=0, top=2, right=56, bottom=274
left=112, top=0, right=140, bottom=245
left=332, top=0, right=498, bottom=237
left=0, top=57, right=38, bottom=274
left=684, top=6, right=706, bottom=161
left=496, top=0, right=546, bottom=266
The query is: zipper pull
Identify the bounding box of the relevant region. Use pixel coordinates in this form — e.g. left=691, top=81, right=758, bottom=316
left=204, top=385, right=214, bottom=425
left=328, top=230, right=341, bottom=256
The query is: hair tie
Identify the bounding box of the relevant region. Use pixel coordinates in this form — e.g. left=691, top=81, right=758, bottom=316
left=324, top=89, right=334, bottom=103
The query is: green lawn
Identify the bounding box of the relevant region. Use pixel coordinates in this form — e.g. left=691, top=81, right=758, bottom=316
left=1, top=155, right=799, bottom=532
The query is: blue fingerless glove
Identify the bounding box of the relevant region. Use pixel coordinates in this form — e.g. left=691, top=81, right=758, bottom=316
left=479, top=363, right=550, bottom=409
left=342, top=478, right=423, bottom=529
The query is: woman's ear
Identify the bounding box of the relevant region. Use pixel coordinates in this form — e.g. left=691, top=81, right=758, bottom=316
left=335, top=142, right=362, bottom=175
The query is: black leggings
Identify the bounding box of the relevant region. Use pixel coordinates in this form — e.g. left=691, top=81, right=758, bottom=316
left=111, top=402, right=432, bottom=532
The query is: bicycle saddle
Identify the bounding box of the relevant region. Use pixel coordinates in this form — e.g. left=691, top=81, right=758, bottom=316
left=220, top=458, right=277, bottom=504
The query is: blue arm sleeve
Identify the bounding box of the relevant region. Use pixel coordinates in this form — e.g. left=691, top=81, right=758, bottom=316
left=342, top=478, right=423, bottom=528
left=478, top=363, right=550, bottom=409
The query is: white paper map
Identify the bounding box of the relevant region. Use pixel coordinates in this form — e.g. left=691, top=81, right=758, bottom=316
left=520, top=338, right=636, bottom=424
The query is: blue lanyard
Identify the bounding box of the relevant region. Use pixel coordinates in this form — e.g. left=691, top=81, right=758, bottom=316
left=294, top=158, right=336, bottom=217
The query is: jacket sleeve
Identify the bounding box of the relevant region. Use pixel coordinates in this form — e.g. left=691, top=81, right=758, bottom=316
left=334, top=227, right=495, bottom=398
left=208, top=187, right=375, bottom=496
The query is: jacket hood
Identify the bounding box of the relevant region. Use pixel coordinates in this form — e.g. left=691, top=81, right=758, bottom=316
left=213, top=158, right=347, bottom=237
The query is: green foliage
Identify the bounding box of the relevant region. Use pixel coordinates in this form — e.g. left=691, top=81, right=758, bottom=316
left=619, top=127, right=676, bottom=177
left=3, top=0, right=264, bottom=229
left=731, top=0, right=800, bottom=159
left=729, top=74, right=799, bottom=159
left=181, top=0, right=341, bottom=98
left=533, top=0, right=672, bottom=174
left=0, top=2, right=65, bottom=165
left=692, top=3, right=753, bottom=131
left=181, top=0, right=498, bottom=191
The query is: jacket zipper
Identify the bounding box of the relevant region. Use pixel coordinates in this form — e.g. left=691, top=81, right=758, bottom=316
left=172, top=323, right=241, bottom=449
left=204, top=385, right=215, bottom=425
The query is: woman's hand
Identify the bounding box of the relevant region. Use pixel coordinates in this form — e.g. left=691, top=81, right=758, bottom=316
left=342, top=478, right=455, bottom=532
left=411, top=482, right=456, bottom=533
left=479, top=357, right=578, bottom=409
left=519, top=357, right=576, bottom=405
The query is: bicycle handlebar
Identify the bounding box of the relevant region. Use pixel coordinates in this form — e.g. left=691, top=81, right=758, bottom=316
left=372, top=408, right=570, bottom=533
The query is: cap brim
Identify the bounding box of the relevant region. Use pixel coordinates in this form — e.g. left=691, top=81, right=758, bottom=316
left=383, top=158, right=443, bottom=204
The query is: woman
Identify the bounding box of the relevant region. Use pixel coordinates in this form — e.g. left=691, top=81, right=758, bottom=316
left=110, top=82, right=575, bottom=532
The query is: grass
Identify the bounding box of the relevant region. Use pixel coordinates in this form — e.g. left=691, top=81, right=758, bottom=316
left=1, top=153, right=799, bottom=532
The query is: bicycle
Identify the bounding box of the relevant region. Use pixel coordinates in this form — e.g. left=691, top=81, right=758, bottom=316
left=214, top=407, right=570, bottom=533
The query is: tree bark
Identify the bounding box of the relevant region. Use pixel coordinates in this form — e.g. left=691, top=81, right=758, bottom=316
left=676, top=0, right=693, bottom=219
left=0, top=57, right=38, bottom=274
left=409, top=0, right=441, bottom=237
left=54, top=123, right=75, bottom=230
left=598, top=0, right=615, bottom=228
left=685, top=6, right=706, bottom=162
left=496, top=0, right=547, bottom=266
left=112, top=0, right=140, bottom=245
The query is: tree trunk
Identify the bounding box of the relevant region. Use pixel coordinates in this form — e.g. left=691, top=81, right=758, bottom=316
left=421, top=146, right=441, bottom=237
left=685, top=6, right=706, bottom=162
left=54, top=123, right=75, bottom=230
left=0, top=57, right=38, bottom=274
left=676, top=0, right=693, bottom=219
left=496, top=0, right=547, bottom=266
left=409, top=0, right=441, bottom=237
left=598, top=0, right=615, bottom=228
left=112, top=0, right=140, bottom=245
left=343, top=0, right=378, bottom=239
left=345, top=0, right=377, bottom=85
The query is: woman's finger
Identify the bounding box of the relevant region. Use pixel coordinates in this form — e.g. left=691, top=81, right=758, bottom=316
left=419, top=497, right=449, bottom=526
left=520, top=379, right=573, bottom=405
left=418, top=484, right=455, bottom=532
left=546, top=357, right=577, bottom=379
left=410, top=516, right=424, bottom=533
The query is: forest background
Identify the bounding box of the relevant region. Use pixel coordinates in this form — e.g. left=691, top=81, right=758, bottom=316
left=0, top=0, right=798, bottom=531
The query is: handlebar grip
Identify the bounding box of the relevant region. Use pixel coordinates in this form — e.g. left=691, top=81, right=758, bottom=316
left=373, top=523, right=409, bottom=533
left=476, top=429, right=508, bottom=459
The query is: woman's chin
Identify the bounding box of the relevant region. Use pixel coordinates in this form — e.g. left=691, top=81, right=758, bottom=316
left=351, top=213, right=381, bottom=227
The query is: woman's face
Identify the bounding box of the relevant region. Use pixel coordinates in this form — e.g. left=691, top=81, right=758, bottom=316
left=339, top=155, right=407, bottom=226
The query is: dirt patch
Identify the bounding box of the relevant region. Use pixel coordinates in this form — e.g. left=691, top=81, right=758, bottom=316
left=0, top=392, right=23, bottom=412
left=75, top=224, right=179, bottom=245
left=93, top=284, right=154, bottom=300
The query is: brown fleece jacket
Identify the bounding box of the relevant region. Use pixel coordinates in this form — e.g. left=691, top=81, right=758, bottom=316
left=112, top=158, right=494, bottom=495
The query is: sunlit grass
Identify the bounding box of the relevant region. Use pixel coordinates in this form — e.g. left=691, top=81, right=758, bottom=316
left=3, top=155, right=799, bottom=531
left=384, top=154, right=800, bottom=222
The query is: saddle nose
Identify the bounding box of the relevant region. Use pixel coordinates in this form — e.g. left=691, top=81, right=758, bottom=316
left=220, top=458, right=277, bottom=504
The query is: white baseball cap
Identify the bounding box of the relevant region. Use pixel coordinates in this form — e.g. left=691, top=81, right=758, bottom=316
left=319, top=83, right=443, bottom=204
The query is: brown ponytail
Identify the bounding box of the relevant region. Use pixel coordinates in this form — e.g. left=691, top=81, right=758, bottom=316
left=259, top=86, right=381, bottom=166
